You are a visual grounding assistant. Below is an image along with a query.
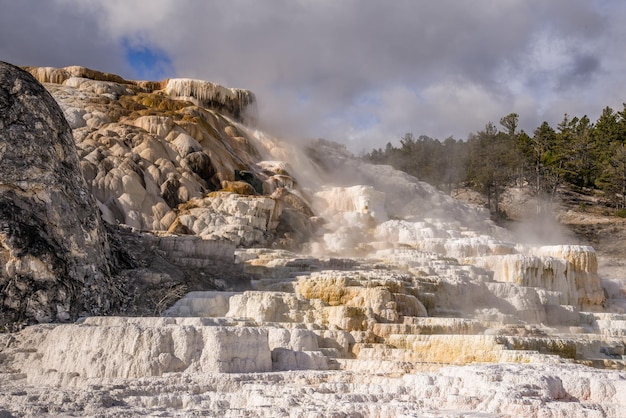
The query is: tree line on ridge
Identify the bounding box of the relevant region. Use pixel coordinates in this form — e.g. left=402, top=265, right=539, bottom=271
left=362, top=106, right=626, bottom=218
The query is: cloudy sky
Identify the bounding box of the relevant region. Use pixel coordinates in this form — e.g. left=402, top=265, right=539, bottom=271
left=2, top=0, right=625, bottom=152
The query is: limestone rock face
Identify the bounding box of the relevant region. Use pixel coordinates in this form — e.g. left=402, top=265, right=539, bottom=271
left=163, top=78, right=256, bottom=123
left=173, top=192, right=279, bottom=246
left=22, top=317, right=272, bottom=380
left=535, top=245, right=605, bottom=307
left=0, top=62, right=118, bottom=328
left=26, top=65, right=309, bottom=249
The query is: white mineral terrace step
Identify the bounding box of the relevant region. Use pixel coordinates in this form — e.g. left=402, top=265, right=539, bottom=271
left=351, top=341, right=577, bottom=370
left=372, top=317, right=489, bottom=337
left=579, top=358, right=626, bottom=370
left=335, top=358, right=437, bottom=374
left=160, top=291, right=626, bottom=364
left=251, top=277, right=297, bottom=291
left=163, top=291, right=238, bottom=317
left=353, top=343, right=425, bottom=362
left=11, top=317, right=343, bottom=385
left=19, top=321, right=274, bottom=381
left=318, top=347, right=344, bottom=359
left=338, top=351, right=569, bottom=375
left=382, top=333, right=626, bottom=365
left=579, top=312, right=626, bottom=336
left=5, top=312, right=626, bottom=396
left=243, top=265, right=314, bottom=279
left=581, top=312, right=626, bottom=322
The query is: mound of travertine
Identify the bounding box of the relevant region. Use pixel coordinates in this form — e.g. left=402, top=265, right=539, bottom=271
left=23, top=65, right=314, bottom=251
left=1, top=64, right=626, bottom=417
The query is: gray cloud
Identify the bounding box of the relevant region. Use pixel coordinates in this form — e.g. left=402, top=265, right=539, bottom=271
left=1, top=0, right=624, bottom=151
left=0, top=1, right=130, bottom=75
left=557, top=53, right=602, bottom=91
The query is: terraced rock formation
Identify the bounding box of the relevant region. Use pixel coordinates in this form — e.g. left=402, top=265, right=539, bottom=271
left=0, top=63, right=625, bottom=416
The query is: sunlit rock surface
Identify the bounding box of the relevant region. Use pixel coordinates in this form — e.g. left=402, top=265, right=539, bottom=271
left=1, top=65, right=626, bottom=416
left=163, top=78, right=255, bottom=122
left=23, top=65, right=283, bottom=241
left=172, top=192, right=279, bottom=246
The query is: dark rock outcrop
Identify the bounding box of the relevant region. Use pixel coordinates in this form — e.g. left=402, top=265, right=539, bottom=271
left=0, top=61, right=120, bottom=330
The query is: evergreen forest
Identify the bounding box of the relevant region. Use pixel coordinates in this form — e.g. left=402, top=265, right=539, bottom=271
left=362, top=106, right=626, bottom=218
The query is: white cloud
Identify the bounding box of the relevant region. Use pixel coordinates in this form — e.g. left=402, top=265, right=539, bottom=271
left=2, top=0, right=625, bottom=150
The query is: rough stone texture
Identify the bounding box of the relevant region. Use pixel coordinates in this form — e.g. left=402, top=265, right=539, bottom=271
left=163, top=78, right=256, bottom=123
left=22, top=317, right=272, bottom=380
left=26, top=65, right=311, bottom=250
left=0, top=363, right=624, bottom=417
left=102, top=226, right=249, bottom=318
left=174, top=192, right=280, bottom=246
left=2, top=280, right=626, bottom=416
left=0, top=62, right=118, bottom=329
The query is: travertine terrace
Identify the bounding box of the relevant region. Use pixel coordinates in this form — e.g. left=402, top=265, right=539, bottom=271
left=1, top=63, right=626, bottom=416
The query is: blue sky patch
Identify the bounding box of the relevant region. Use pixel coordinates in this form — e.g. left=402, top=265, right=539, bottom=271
left=123, top=39, right=174, bottom=80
